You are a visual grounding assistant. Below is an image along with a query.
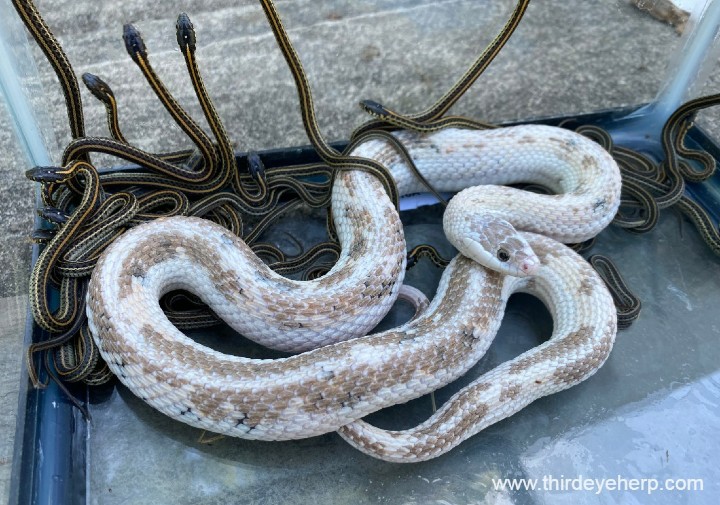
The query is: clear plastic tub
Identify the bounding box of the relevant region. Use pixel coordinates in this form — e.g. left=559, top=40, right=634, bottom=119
left=3, top=1, right=720, bottom=503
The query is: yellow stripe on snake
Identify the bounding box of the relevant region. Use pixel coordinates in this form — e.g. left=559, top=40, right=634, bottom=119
left=87, top=124, right=621, bottom=460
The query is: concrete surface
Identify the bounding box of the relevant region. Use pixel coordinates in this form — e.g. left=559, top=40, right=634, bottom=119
left=1, top=0, right=719, bottom=503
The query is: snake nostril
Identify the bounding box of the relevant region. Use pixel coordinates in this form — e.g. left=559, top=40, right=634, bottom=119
left=521, top=261, right=538, bottom=274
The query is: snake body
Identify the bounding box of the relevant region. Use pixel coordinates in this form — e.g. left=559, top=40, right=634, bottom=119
left=88, top=229, right=616, bottom=444
left=338, top=238, right=617, bottom=462
left=87, top=124, right=621, bottom=454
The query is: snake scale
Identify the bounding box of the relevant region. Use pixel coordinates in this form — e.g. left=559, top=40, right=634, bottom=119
left=87, top=124, right=621, bottom=460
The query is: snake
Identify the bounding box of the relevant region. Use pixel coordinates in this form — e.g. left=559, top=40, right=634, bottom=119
left=87, top=219, right=616, bottom=457
left=86, top=123, right=620, bottom=451
left=337, top=235, right=616, bottom=463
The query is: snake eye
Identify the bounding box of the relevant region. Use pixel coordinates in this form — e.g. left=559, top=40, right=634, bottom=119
left=497, top=248, right=510, bottom=262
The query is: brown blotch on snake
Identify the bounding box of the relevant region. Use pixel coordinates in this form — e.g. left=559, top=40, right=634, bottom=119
left=509, top=325, right=595, bottom=375
left=578, top=277, right=595, bottom=296
left=552, top=329, right=614, bottom=386
left=499, top=383, right=523, bottom=402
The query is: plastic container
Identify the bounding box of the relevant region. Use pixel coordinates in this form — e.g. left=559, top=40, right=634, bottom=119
left=3, top=1, right=720, bottom=503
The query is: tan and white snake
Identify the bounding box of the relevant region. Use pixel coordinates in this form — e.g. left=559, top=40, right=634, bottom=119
left=87, top=124, right=621, bottom=460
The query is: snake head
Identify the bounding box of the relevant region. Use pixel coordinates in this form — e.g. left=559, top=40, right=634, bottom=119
left=446, top=211, right=539, bottom=277
left=123, top=24, right=148, bottom=63
left=26, top=166, right=73, bottom=183
left=247, top=152, right=266, bottom=181
left=82, top=73, right=114, bottom=103
left=176, top=13, right=196, bottom=52
left=38, top=207, right=69, bottom=224
left=359, top=99, right=390, bottom=119
left=30, top=229, right=55, bottom=244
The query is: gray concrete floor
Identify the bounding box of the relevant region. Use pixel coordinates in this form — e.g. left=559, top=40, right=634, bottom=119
left=0, top=0, right=718, bottom=503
